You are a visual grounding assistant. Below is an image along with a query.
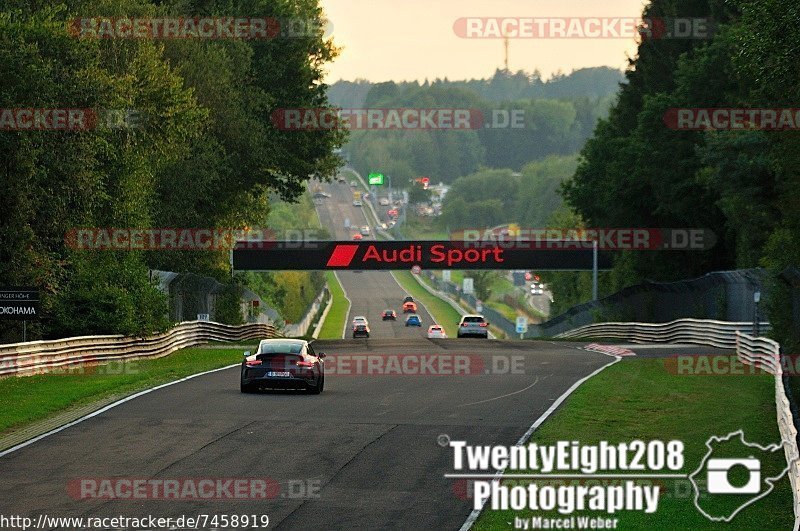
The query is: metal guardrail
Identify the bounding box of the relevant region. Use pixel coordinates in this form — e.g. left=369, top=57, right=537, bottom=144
left=556, top=318, right=770, bottom=348
left=736, top=332, right=800, bottom=528
left=0, top=321, right=278, bottom=377
left=735, top=331, right=783, bottom=375
left=284, top=288, right=327, bottom=338
left=535, top=269, right=767, bottom=337
left=556, top=318, right=798, bottom=527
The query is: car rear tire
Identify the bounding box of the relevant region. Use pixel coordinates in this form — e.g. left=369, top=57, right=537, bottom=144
left=308, top=375, right=323, bottom=394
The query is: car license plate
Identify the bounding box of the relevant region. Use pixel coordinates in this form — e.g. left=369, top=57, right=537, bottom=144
left=268, top=371, right=290, bottom=377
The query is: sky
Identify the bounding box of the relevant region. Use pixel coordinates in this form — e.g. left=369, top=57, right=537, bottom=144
left=319, top=0, right=647, bottom=83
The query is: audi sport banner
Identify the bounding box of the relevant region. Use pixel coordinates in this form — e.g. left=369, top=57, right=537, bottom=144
left=232, top=240, right=612, bottom=271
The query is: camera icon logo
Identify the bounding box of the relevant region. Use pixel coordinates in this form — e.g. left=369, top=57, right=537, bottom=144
left=706, top=457, right=761, bottom=495
left=690, top=430, right=790, bottom=522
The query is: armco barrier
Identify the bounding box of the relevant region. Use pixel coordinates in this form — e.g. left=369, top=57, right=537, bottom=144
left=532, top=269, right=768, bottom=337
left=284, top=288, right=327, bottom=338
left=556, top=318, right=770, bottom=349
left=555, top=318, right=798, bottom=527
left=0, top=321, right=278, bottom=377
left=736, top=332, right=800, bottom=528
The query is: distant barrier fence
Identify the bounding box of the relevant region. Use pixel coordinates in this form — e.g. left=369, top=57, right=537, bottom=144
left=556, top=318, right=770, bottom=348
left=531, top=269, right=767, bottom=337
left=556, top=318, right=798, bottom=526
left=0, top=321, right=278, bottom=377
left=284, top=288, right=328, bottom=338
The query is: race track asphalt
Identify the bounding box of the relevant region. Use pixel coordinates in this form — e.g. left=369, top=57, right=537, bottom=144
left=0, top=183, right=725, bottom=530
left=314, top=179, right=436, bottom=339
left=0, top=339, right=618, bottom=530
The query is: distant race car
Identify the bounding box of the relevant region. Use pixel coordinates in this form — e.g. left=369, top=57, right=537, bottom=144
left=427, top=325, right=446, bottom=339
left=381, top=309, right=397, bottom=321
left=405, top=314, right=422, bottom=327
left=240, top=338, right=325, bottom=394
left=352, top=233, right=363, bottom=240
left=353, top=200, right=363, bottom=207
left=352, top=323, right=370, bottom=338
left=379, top=197, right=390, bottom=206
left=352, top=316, right=368, bottom=327
left=402, top=301, right=417, bottom=313
left=360, top=225, right=370, bottom=236
left=457, top=314, right=489, bottom=339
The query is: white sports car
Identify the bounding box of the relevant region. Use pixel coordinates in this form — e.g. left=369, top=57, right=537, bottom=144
left=427, top=325, right=447, bottom=339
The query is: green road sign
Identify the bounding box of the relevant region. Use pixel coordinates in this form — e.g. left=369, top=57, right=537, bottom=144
left=368, top=172, right=384, bottom=185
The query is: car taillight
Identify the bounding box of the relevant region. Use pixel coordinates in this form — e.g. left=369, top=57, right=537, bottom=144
left=461, top=323, right=468, bottom=326
left=479, top=323, right=488, bottom=327
left=296, top=360, right=314, bottom=367
left=245, top=359, right=262, bottom=367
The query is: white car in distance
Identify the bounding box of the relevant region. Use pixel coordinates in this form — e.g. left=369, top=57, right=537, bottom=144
left=427, top=325, right=447, bottom=339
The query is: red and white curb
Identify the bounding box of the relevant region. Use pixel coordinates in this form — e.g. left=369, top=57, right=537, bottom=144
left=583, top=343, right=636, bottom=357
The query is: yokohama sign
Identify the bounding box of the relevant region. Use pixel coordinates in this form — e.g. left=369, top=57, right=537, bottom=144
left=231, top=241, right=612, bottom=271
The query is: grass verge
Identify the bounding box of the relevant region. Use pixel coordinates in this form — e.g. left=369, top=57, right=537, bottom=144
left=317, top=271, right=348, bottom=339
left=404, top=214, right=448, bottom=239
left=0, top=346, right=254, bottom=436
left=393, top=271, right=462, bottom=337
left=473, top=357, right=794, bottom=530
left=486, top=300, right=519, bottom=321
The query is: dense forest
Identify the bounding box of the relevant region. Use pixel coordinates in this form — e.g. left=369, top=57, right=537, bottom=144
left=329, top=68, right=621, bottom=182
left=327, top=67, right=624, bottom=108
left=559, top=0, right=800, bottom=346
left=0, top=0, right=344, bottom=340
left=439, top=155, right=578, bottom=230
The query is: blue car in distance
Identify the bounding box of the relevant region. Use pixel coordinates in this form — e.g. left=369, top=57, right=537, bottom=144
left=405, top=314, right=422, bottom=327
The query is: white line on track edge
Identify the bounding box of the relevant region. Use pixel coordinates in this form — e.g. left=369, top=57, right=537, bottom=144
left=336, top=271, right=353, bottom=340
left=458, top=354, right=623, bottom=531
left=0, top=363, right=241, bottom=458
